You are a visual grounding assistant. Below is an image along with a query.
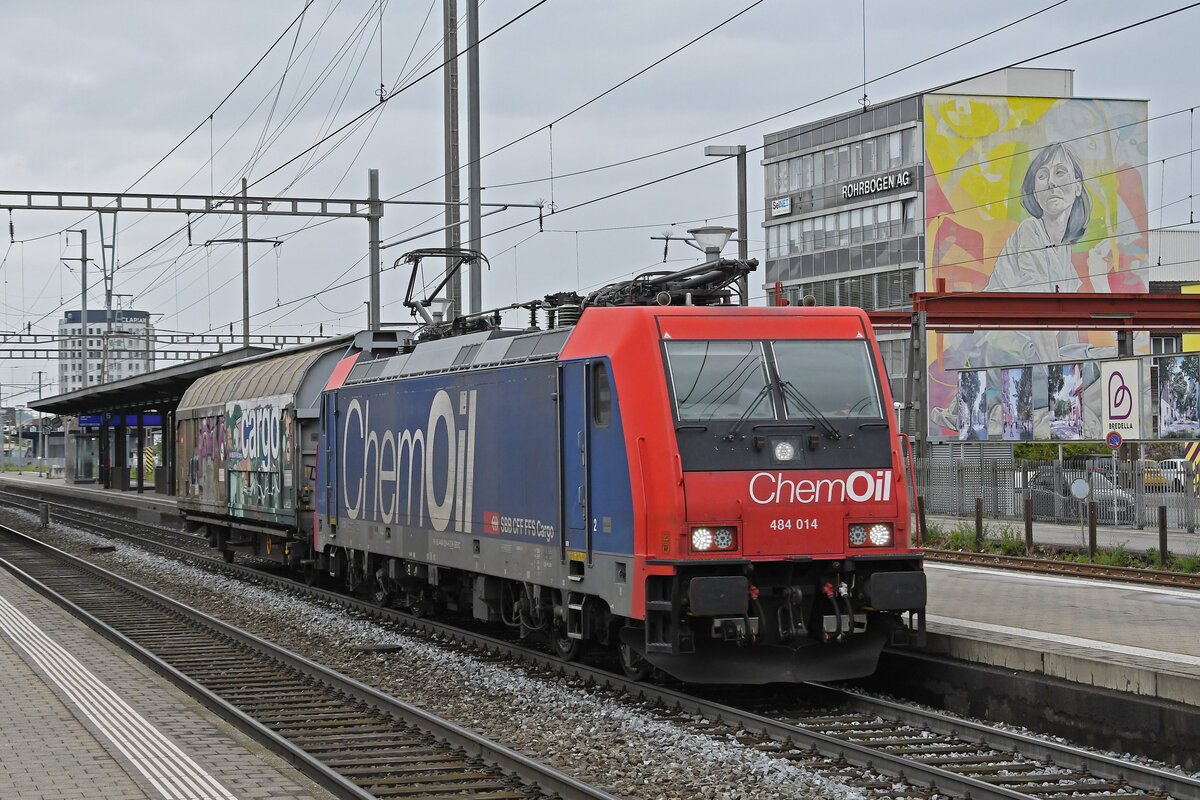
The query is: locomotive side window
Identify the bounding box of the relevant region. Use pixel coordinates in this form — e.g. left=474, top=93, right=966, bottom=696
left=664, top=341, right=775, bottom=421
left=592, top=362, right=612, bottom=427
left=772, top=340, right=883, bottom=419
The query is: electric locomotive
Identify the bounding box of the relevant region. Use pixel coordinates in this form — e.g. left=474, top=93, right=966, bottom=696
left=176, top=249, right=925, bottom=684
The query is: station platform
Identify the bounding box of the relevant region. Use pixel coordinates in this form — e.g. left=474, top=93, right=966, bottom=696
left=2, top=473, right=1198, bottom=714
left=923, top=561, right=1200, bottom=706
left=0, top=559, right=336, bottom=800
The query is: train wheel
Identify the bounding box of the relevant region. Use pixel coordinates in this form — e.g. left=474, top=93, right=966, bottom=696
left=551, top=619, right=582, bottom=661
left=618, top=641, right=652, bottom=682
left=221, top=548, right=235, bottom=564
left=302, top=562, right=321, bottom=587
left=371, top=584, right=393, bottom=608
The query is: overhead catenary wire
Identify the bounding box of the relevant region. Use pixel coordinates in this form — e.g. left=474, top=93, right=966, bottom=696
left=30, top=0, right=537, bottom=339
left=8, top=2, right=1200, bottom=348
left=0, top=0, right=1103, bottom=329
left=461, top=4, right=1200, bottom=253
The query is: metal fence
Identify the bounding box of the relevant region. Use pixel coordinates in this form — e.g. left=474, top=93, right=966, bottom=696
left=914, top=457, right=1199, bottom=532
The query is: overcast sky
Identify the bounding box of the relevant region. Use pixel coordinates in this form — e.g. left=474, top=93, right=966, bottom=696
left=1, top=0, right=1198, bottom=404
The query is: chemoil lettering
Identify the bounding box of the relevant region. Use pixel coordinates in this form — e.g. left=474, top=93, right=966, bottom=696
left=749, top=470, right=892, bottom=505
left=341, top=389, right=477, bottom=533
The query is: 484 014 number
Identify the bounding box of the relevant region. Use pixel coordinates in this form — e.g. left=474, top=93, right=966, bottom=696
left=769, top=518, right=818, bottom=531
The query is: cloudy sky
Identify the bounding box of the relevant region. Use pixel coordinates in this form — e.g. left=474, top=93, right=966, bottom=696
left=1, top=0, right=1197, bottom=403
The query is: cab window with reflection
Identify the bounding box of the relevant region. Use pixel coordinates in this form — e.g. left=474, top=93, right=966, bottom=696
left=664, top=340, right=774, bottom=422
left=772, top=340, right=883, bottom=419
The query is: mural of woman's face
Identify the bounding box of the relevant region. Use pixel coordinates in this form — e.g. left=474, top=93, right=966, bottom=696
left=1032, top=148, right=1081, bottom=218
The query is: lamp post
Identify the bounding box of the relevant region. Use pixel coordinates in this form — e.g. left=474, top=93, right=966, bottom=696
left=35, top=371, right=44, bottom=477
left=704, top=144, right=749, bottom=305
left=686, top=225, right=736, bottom=262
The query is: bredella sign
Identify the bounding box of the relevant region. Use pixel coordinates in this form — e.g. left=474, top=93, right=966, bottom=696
left=840, top=169, right=912, bottom=200
left=1101, top=360, right=1141, bottom=439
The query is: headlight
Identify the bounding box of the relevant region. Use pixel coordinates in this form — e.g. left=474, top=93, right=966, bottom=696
left=868, top=523, right=893, bottom=546
left=773, top=439, right=797, bottom=462
left=848, top=522, right=893, bottom=547
left=690, top=526, right=738, bottom=553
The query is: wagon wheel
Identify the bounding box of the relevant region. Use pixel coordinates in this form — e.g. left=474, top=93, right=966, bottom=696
left=370, top=579, right=393, bottom=608
left=618, top=640, right=653, bottom=682
left=551, top=614, right=582, bottom=661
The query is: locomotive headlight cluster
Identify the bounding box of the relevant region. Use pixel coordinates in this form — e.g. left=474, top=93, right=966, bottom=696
left=847, top=522, right=893, bottom=548
left=771, top=438, right=800, bottom=463
left=690, top=526, right=738, bottom=553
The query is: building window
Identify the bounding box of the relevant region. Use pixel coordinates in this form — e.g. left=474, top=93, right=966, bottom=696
left=788, top=268, right=915, bottom=313
left=1152, top=335, right=1181, bottom=355
left=767, top=197, right=919, bottom=260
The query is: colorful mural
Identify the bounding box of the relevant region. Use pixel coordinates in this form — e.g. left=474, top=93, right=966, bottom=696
left=1159, top=355, right=1200, bottom=438
left=923, top=95, right=1149, bottom=441
left=1001, top=367, right=1033, bottom=441
left=225, top=395, right=295, bottom=518
left=957, top=371, right=987, bottom=441
left=1048, top=363, right=1084, bottom=440
left=185, top=414, right=224, bottom=499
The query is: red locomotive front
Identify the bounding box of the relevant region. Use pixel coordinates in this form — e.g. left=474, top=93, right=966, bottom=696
left=569, top=306, right=925, bottom=684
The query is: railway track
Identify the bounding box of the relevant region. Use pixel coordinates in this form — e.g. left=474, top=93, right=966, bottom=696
left=3, top=487, right=1199, bottom=798
left=0, top=524, right=621, bottom=800
left=924, top=547, right=1200, bottom=588
left=7, top=485, right=1198, bottom=592
left=715, top=684, right=1196, bottom=800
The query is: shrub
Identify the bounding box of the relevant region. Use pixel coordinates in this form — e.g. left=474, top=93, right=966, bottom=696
left=994, top=525, right=1026, bottom=556
left=921, top=521, right=947, bottom=547
left=1171, top=552, right=1200, bottom=573
left=1092, top=544, right=1137, bottom=567
left=946, top=523, right=975, bottom=551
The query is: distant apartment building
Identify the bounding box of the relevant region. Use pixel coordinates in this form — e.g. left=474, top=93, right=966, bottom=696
left=58, top=309, right=155, bottom=390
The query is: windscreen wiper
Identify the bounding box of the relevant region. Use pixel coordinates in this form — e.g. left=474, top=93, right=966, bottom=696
left=780, top=380, right=841, bottom=440
left=725, top=384, right=773, bottom=441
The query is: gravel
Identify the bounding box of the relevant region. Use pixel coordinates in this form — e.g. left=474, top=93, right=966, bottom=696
left=0, top=507, right=878, bottom=800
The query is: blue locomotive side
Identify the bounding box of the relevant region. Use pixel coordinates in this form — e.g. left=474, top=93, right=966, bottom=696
left=314, top=359, right=635, bottom=567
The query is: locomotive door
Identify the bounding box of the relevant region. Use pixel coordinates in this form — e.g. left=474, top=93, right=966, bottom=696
left=321, top=392, right=339, bottom=534
left=559, top=360, right=591, bottom=570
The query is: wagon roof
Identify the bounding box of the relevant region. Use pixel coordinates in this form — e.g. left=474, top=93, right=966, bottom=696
left=177, top=342, right=345, bottom=414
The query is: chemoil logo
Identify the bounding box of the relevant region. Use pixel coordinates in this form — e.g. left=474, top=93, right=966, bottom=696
left=341, top=388, right=478, bottom=533
left=749, top=470, right=893, bottom=505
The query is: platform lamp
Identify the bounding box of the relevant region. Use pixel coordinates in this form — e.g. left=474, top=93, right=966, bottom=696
left=704, top=144, right=749, bottom=305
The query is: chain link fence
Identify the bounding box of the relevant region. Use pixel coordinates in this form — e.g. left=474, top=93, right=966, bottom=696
left=914, top=457, right=1199, bottom=532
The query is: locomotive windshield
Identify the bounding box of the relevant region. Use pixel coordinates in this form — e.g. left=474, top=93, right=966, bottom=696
left=665, top=341, right=776, bottom=422
left=664, top=339, right=883, bottom=422
left=773, top=340, right=883, bottom=419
